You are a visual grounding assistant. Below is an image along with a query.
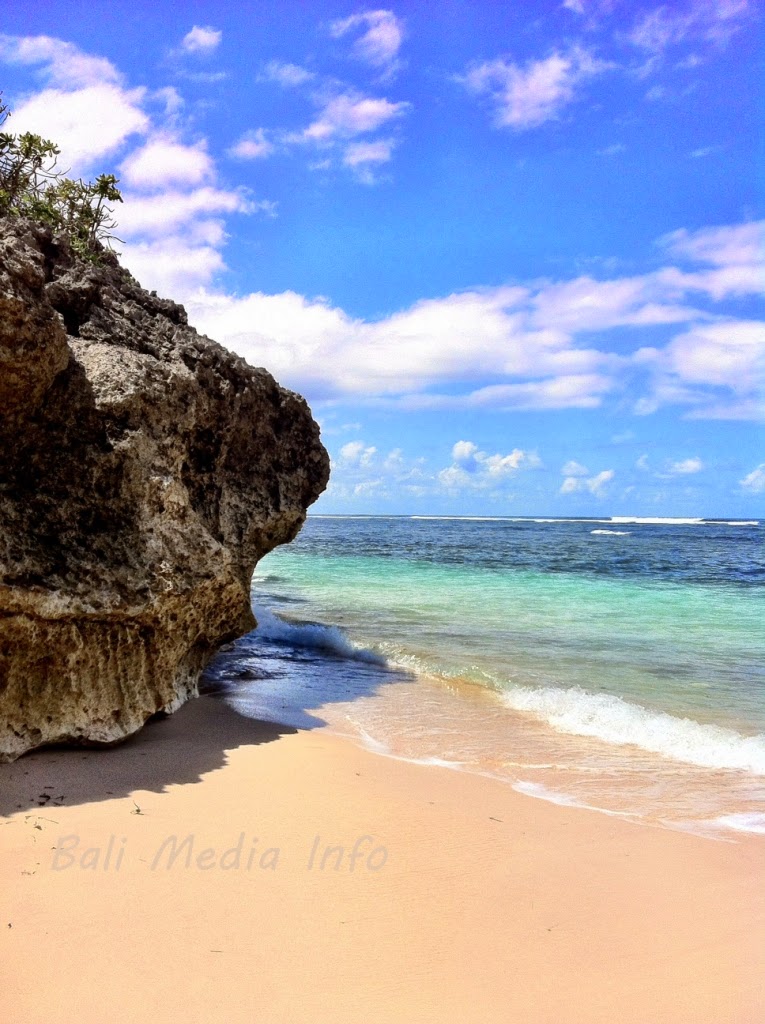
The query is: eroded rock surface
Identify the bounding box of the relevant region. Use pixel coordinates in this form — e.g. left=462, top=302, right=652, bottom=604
left=0, top=218, right=329, bottom=760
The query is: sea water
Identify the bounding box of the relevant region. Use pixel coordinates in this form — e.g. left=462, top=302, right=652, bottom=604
left=205, top=516, right=765, bottom=837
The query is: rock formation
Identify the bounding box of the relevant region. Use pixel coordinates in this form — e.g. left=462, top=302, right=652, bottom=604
left=0, top=218, right=329, bottom=761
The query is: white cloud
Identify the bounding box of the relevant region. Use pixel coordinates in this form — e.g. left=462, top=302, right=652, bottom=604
left=560, top=468, right=614, bottom=495
left=0, top=34, right=149, bottom=171
left=119, top=236, right=226, bottom=297
left=180, top=26, right=222, bottom=55
left=158, top=212, right=762, bottom=418
left=664, top=321, right=765, bottom=391
left=7, top=84, right=148, bottom=170
left=343, top=138, right=395, bottom=167
left=452, top=440, right=479, bottom=465
left=630, top=1, right=751, bottom=53
left=325, top=442, right=429, bottom=503
left=228, top=129, right=274, bottom=160
left=562, top=460, right=589, bottom=476
left=297, top=92, right=408, bottom=142
left=343, top=138, right=395, bottom=182
left=439, top=441, right=540, bottom=489
left=633, top=317, right=765, bottom=419
left=668, top=457, right=704, bottom=474
left=331, top=10, right=404, bottom=73
left=185, top=283, right=619, bottom=405
left=118, top=187, right=254, bottom=237
left=338, top=440, right=378, bottom=467
left=661, top=220, right=763, bottom=269
left=462, top=46, right=608, bottom=130
left=587, top=469, right=615, bottom=495
left=262, top=60, right=314, bottom=87
left=0, top=33, right=120, bottom=87
left=531, top=273, right=701, bottom=332
left=121, top=137, right=214, bottom=189
left=636, top=454, right=650, bottom=471
left=740, top=464, right=765, bottom=493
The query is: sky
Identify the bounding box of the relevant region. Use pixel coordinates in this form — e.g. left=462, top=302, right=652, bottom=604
left=1, top=0, right=763, bottom=516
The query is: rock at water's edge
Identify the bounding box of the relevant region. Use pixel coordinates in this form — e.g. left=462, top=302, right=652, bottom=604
left=0, top=219, right=330, bottom=761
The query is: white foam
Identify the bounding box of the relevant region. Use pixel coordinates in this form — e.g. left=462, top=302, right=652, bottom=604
left=609, top=516, right=705, bottom=525
left=512, top=780, right=639, bottom=817
left=709, top=812, right=765, bottom=835
left=251, top=605, right=387, bottom=665
left=409, top=516, right=508, bottom=521
left=502, top=685, right=765, bottom=774
left=591, top=529, right=632, bottom=536
left=349, top=723, right=466, bottom=769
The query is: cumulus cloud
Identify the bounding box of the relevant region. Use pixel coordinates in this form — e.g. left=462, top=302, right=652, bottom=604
left=668, top=457, right=704, bottom=474
left=0, top=35, right=150, bottom=173
left=338, top=440, right=378, bottom=467
left=2, top=35, right=759, bottom=429
left=740, top=464, right=765, bottom=493
left=0, top=33, right=235, bottom=294
left=657, top=220, right=765, bottom=299
left=121, top=237, right=227, bottom=297
left=530, top=273, right=701, bottom=332
left=664, top=320, right=764, bottom=392
left=262, top=60, right=314, bottom=87
left=343, top=138, right=395, bottom=167
left=331, top=10, right=404, bottom=74
left=323, top=441, right=430, bottom=503
left=182, top=215, right=763, bottom=414
left=296, top=92, right=408, bottom=143
left=562, top=460, right=589, bottom=476
left=180, top=26, right=222, bottom=55
left=438, top=441, right=541, bottom=489
left=121, top=137, right=214, bottom=189
left=462, top=46, right=608, bottom=130
left=6, top=84, right=148, bottom=169
left=228, top=129, right=274, bottom=160
left=342, top=138, right=395, bottom=182
left=118, top=187, right=255, bottom=237
left=560, top=468, right=615, bottom=496
left=184, top=284, right=619, bottom=406
left=0, top=33, right=121, bottom=87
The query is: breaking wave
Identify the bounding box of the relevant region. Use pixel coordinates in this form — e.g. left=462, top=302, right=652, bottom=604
left=251, top=605, right=387, bottom=665
left=502, top=685, right=765, bottom=774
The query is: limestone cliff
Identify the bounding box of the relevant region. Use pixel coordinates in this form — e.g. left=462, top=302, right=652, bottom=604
left=0, top=218, right=329, bottom=761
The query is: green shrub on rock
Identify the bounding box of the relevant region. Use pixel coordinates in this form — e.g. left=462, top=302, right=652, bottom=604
left=0, top=95, right=122, bottom=261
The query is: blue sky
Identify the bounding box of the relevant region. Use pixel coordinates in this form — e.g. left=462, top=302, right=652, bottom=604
left=2, top=0, right=763, bottom=515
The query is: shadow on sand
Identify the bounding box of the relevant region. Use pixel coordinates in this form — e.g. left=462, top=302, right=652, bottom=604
left=0, top=624, right=412, bottom=817
left=0, top=695, right=294, bottom=818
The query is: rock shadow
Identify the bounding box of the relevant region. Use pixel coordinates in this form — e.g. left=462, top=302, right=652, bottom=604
left=0, top=695, right=294, bottom=817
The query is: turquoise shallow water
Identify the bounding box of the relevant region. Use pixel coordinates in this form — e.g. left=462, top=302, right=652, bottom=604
left=206, top=516, right=765, bottom=836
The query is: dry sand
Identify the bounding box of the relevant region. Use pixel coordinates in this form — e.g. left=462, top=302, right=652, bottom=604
left=1, top=694, right=763, bottom=1024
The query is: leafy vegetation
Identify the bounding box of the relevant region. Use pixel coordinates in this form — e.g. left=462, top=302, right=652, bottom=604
left=0, top=95, right=122, bottom=261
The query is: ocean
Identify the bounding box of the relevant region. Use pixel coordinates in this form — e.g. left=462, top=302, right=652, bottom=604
left=204, top=515, right=765, bottom=838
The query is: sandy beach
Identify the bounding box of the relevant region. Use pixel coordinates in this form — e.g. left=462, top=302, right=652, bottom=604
left=1, top=693, right=763, bottom=1024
